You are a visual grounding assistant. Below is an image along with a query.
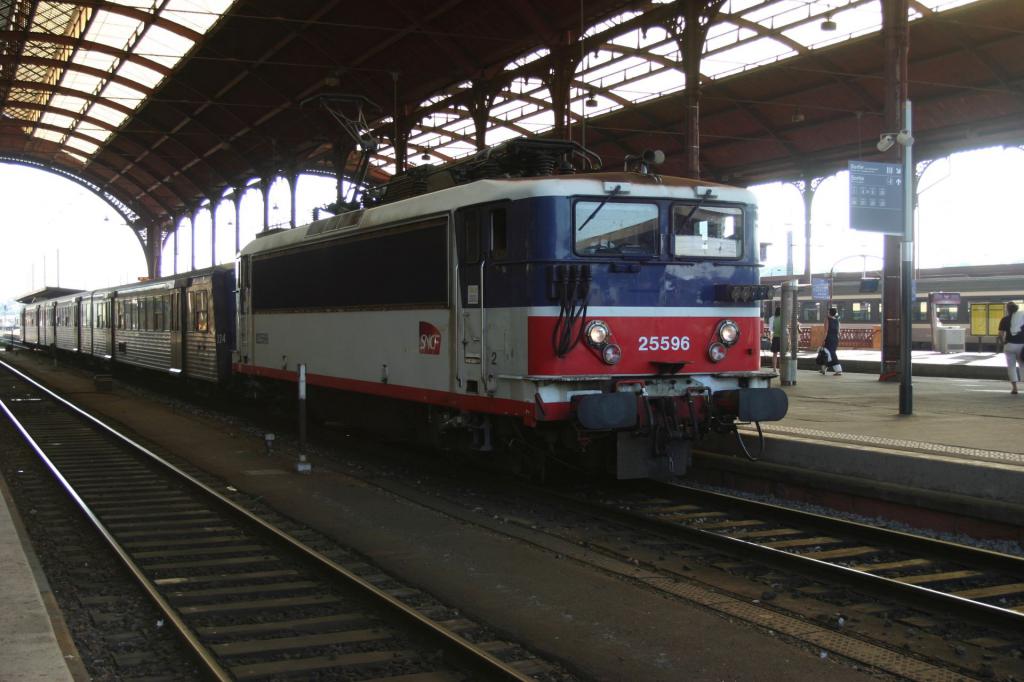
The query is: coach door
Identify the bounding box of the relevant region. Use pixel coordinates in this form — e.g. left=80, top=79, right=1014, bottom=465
left=455, top=205, right=507, bottom=395
left=169, top=289, right=183, bottom=373
left=456, top=207, right=484, bottom=392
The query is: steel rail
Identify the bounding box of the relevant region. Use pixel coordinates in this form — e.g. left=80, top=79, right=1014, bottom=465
left=553, top=478, right=1023, bottom=630
left=0, top=359, right=534, bottom=681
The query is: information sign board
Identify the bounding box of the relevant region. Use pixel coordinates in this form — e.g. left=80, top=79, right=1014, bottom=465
left=849, top=160, right=904, bottom=234
left=811, top=277, right=831, bottom=301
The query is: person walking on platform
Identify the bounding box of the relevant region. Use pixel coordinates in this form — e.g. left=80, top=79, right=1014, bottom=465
left=998, top=301, right=1024, bottom=395
left=819, top=306, right=843, bottom=376
left=771, top=305, right=782, bottom=370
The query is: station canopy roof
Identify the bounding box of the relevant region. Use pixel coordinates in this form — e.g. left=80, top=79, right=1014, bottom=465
left=1, top=0, right=1022, bottom=229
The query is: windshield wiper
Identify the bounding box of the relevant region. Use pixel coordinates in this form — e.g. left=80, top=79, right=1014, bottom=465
left=676, top=188, right=715, bottom=236
left=577, top=184, right=623, bottom=232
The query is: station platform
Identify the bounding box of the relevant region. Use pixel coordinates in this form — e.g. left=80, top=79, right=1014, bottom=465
left=697, top=349, right=1024, bottom=533
left=0, top=468, right=78, bottom=680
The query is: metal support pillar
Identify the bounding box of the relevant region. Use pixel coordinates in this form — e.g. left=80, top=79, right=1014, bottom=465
left=899, top=101, right=914, bottom=415
left=669, top=1, right=725, bottom=179
left=880, top=0, right=910, bottom=382
left=682, top=0, right=702, bottom=178
left=233, top=185, right=245, bottom=254
left=470, top=80, right=497, bottom=150
left=779, top=279, right=799, bottom=385
left=288, top=170, right=299, bottom=229
left=172, top=218, right=179, bottom=275
left=545, top=41, right=578, bottom=141
left=801, top=178, right=815, bottom=284
left=210, top=197, right=217, bottom=267
left=190, top=204, right=202, bottom=272
left=261, top=175, right=275, bottom=232
left=146, top=223, right=162, bottom=279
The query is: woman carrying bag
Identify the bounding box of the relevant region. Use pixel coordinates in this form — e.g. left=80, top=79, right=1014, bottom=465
left=819, top=306, right=843, bottom=376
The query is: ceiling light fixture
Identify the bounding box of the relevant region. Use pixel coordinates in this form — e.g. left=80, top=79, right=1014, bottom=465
left=820, top=14, right=837, bottom=31
left=585, top=92, right=598, bottom=108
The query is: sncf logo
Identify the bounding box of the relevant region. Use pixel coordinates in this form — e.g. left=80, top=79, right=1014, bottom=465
left=419, top=321, right=441, bottom=355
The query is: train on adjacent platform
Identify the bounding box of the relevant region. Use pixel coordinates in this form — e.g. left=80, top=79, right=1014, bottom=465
left=18, top=140, right=788, bottom=479
left=763, top=263, right=1024, bottom=350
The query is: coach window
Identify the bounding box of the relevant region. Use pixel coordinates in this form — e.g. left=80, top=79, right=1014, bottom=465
left=800, top=301, right=822, bottom=323
left=191, top=291, right=209, bottom=332
left=575, top=201, right=658, bottom=256
left=672, top=205, right=742, bottom=259
left=849, top=302, right=872, bottom=322
left=912, top=301, right=929, bottom=323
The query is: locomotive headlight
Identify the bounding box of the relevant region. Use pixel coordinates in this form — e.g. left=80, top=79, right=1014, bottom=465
left=585, top=320, right=611, bottom=347
left=716, top=319, right=740, bottom=346
left=707, top=342, right=728, bottom=363
left=601, top=343, right=622, bottom=365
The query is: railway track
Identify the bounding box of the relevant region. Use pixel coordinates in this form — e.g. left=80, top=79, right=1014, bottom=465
left=576, top=481, right=1024, bottom=629
left=0, top=359, right=551, bottom=681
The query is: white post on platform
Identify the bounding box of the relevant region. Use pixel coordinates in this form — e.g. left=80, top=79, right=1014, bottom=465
left=296, top=363, right=311, bottom=474
left=780, top=279, right=798, bottom=385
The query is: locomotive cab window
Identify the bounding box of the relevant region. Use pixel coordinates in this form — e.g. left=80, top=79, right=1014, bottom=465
left=672, top=205, right=743, bottom=259
left=575, top=201, right=658, bottom=257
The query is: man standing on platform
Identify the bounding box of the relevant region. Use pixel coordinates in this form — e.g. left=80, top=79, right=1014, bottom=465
left=998, top=301, right=1023, bottom=395
left=771, top=305, right=782, bottom=370
left=820, top=306, right=843, bottom=376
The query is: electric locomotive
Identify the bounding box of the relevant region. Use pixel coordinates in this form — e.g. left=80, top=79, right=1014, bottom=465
left=235, top=140, right=786, bottom=478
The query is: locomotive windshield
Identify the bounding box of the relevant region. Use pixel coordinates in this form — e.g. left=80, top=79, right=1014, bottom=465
left=574, top=201, right=658, bottom=257
left=672, top=204, right=743, bottom=259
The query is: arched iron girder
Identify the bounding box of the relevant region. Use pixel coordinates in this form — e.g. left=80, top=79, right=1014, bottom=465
left=0, top=154, right=150, bottom=226
left=1, top=114, right=187, bottom=211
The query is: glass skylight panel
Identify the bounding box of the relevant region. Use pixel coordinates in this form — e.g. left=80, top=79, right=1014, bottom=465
left=504, top=48, right=550, bottom=71
left=164, top=0, right=234, bottom=33
left=919, top=0, right=979, bottom=9
left=85, top=9, right=141, bottom=49
left=77, top=49, right=119, bottom=74
left=584, top=10, right=643, bottom=39
left=85, top=102, right=129, bottom=128
left=60, top=72, right=103, bottom=98
left=137, top=27, right=196, bottom=66
left=706, top=37, right=797, bottom=77
left=706, top=24, right=755, bottom=53
left=517, top=110, right=556, bottom=133
left=66, top=137, right=100, bottom=156
left=65, top=150, right=89, bottom=164
left=117, top=61, right=165, bottom=90
left=741, top=1, right=812, bottom=27
left=485, top=127, right=522, bottom=146
left=41, top=112, right=77, bottom=130
left=51, top=94, right=90, bottom=113
left=36, top=129, right=66, bottom=143
left=622, top=71, right=686, bottom=99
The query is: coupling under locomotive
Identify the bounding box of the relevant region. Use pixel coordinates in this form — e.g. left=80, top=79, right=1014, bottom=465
left=235, top=141, right=787, bottom=478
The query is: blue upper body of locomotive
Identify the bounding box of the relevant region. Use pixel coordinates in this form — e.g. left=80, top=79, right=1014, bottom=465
left=242, top=172, right=767, bottom=311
